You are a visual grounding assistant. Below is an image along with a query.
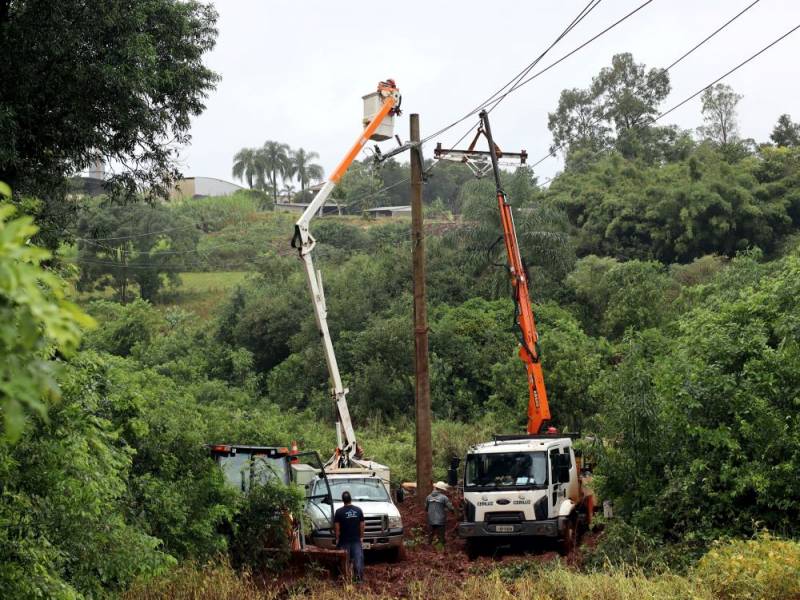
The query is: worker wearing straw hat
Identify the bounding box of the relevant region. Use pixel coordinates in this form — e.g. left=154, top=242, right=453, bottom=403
left=425, top=481, right=455, bottom=546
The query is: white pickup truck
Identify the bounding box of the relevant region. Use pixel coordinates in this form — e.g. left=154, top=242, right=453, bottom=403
left=305, top=468, right=404, bottom=559
left=457, top=434, right=593, bottom=558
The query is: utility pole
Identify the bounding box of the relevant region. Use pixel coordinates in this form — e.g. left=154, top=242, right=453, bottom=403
left=410, top=114, right=432, bottom=504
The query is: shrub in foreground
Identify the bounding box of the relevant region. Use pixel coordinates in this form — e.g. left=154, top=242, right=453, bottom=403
left=694, top=533, right=800, bottom=600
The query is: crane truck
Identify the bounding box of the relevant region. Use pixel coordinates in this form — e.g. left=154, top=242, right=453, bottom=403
left=290, top=80, right=404, bottom=557
left=444, top=111, right=594, bottom=558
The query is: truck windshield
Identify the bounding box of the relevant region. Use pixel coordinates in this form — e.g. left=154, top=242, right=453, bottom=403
left=316, top=478, right=390, bottom=502
left=465, top=451, right=548, bottom=489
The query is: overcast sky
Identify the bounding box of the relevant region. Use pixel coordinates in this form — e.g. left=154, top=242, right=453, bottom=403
left=180, top=0, right=800, bottom=187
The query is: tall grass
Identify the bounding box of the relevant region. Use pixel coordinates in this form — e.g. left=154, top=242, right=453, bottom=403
left=124, top=535, right=800, bottom=600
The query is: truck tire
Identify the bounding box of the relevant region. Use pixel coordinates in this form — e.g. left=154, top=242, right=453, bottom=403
left=465, top=539, right=480, bottom=560
left=558, top=517, right=577, bottom=556
left=387, top=545, right=404, bottom=563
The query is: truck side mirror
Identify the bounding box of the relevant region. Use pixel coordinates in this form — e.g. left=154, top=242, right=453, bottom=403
left=395, top=487, right=405, bottom=504
left=447, top=456, right=461, bottom=486
left=322, top=494, right=332, bottom=505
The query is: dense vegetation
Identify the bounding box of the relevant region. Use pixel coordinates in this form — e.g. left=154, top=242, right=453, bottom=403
left=2, top=6, right=799, bottom=595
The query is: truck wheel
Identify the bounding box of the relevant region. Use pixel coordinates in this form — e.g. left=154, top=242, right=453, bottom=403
left=558, top=518, right=577, bottom=556
left=465, top=539, right=479, bottom=560
left=387, top=545, right=404, bottom=563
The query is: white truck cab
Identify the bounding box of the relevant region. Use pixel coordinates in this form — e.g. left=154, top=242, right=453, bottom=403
left=305, top=468, right=404, bottom=557
left=457, top=435, right=589, bottom=556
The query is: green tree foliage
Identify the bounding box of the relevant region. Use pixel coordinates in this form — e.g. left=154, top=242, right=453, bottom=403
left=546, top=146, right=796, bottom=262
left=291, top=147, right=324, bottom=202
left=232, top=147, right=263, bottom=189
left=0, top=204, right=94, bottom=442
left=76, top=201, right=199, bottom=302
left=229, top=479, right=303, bottom=572
left=0, top=353, right=176, bottom=598
left=596, top=251, right=800, bottom=542
left=0, top=0, right=219, bottom=247
left=548, top=53, right=672, bottom=161
left=698, top=83, right=743, bottom=146
left=259, top=141, right=292, bottom=201
left=770, top=113, right=800, bottom=148
left=333, top=160, right=387, bottom=212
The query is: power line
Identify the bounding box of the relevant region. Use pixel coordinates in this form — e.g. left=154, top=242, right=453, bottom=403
left=330, top=0, right=657, bottom=210
left=654, top=22, right=800, bottom=124
left=528, top=15, right=798, bottom=172
left=73, top=222, right=199, bottom=242
left=420, top=0, right=611, bottom=145
left=665, top=0, right=761, bottom=71
left=414, top=0, right=657, bottom=185
left=484, top=0, right=604, bottom=115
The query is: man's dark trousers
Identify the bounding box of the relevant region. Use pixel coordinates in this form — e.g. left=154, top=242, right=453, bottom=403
left=339, top=540, right=364, bottom=581
left=427, top=523, right=445, bottom=545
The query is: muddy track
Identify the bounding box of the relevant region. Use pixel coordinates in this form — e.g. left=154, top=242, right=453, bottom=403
left=358, top=493, right=593, bottom=598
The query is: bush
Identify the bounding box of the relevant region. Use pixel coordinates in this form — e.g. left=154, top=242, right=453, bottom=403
left=694, top=533, right=800, bottom=600
left=229, top=479, right=303, bottom=572
left=582, top=520, right=701, bottom=573
left=173, top=192, right=261, bottom=233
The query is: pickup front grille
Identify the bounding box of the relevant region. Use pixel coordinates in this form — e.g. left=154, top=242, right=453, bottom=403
left=364, top=516, right=386, bottom=534
left=485, top=511, right=524, bottom=524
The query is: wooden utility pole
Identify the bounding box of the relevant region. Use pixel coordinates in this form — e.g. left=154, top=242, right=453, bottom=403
left=410, top=114, right=432, bottom=504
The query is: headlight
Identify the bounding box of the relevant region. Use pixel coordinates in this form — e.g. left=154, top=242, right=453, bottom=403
left=387, top=515, right=402, bottom=529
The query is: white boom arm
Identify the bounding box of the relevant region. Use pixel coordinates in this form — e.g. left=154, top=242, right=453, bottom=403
left=293, top=180, right=358, bottom=459
left=291, top=80, right=400, bottom=466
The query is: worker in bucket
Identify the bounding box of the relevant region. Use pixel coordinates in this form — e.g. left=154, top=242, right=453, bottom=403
left=334, top=490, right=365, bottom=582
left=425, top=481, right=455, bottom=546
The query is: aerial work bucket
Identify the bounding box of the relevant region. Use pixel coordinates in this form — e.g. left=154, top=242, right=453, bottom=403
left=362, top=92, right=395, bottom=141
left=362, top=80, right=401, bottom=142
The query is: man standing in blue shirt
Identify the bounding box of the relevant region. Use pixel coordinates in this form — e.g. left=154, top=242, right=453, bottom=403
left=334, top=490, right=365, bottom=581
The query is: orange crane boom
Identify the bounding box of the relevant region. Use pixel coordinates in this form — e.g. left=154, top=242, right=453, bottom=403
left=479, top=110, right=551, bottom=434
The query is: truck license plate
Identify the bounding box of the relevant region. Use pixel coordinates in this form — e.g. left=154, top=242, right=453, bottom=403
left=362, top=542, right=372, bottom=549
left=495, top=525, right=514, bottom=533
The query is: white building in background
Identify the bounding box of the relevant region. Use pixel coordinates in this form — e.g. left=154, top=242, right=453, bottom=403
left=364, top=205, right=411, bottom=218
left=169, top=177, right=244, bottom=200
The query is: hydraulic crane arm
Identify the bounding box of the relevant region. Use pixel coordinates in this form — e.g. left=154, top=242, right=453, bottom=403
left=291, top=80, right=401, bottom=465
left=479, top=110, right=551, bottom=434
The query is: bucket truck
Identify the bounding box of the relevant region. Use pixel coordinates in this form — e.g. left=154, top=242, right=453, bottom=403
left=436, top=111, right=593, bottom=558
left=290, top=80, right=404, bottom=556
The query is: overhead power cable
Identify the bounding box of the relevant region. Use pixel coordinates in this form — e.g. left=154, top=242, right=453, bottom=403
left=653, top=21, right=800, bottom=123
left=664, top=0, right=761, bottom=71
left=483, top=0, right=604, bottom=115
left=420, top=0, right=611, bottom=145
left=528, top=16, right=799, bottom=172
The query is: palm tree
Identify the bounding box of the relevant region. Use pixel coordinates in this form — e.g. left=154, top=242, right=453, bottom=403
left=292, top=148, right=324, bottom=202
left=258, top=141, right=292, bottom=203
left=281, top=183, right=296, bottom=202
left=231, top=147, right=262, bottom=189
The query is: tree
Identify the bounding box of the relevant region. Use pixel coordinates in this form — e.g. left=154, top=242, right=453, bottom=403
left=698, top=83, right=743, bottom=145
left=0, top=0, right=219, bottom=248
left=770, top=114, right=800, bottom=147
left=291, top=148, right=324, bottom=202
left=259, top=141, right=292, bottom=202
left=0, top=203, right=94, bottom=442
left=232, top=147, right=263, bottom=189
left=548, top=53, right=670, bottom=160
left=76, top=202, right=199, bottom=303
left=332, top=160, right=387, bottom=213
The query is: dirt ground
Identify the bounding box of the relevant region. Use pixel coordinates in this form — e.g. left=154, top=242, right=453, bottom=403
left=355, top=491, right=594, bottom=598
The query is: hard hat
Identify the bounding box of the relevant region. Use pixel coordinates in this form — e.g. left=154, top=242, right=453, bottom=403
left=434, top=481, right=449, bottom=492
